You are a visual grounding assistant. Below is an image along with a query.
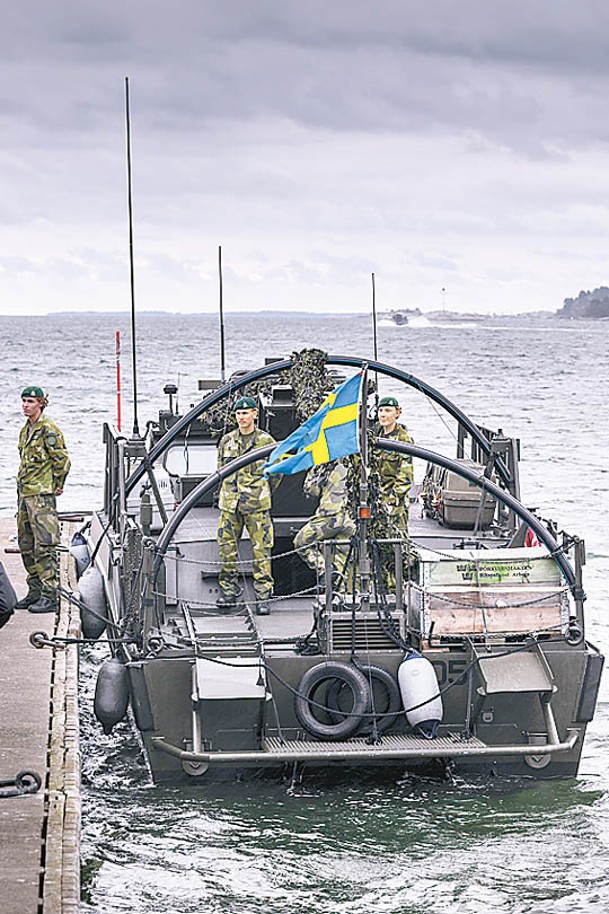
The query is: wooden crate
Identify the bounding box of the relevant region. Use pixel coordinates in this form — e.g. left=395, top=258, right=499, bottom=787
left=410, top=548, right=569, bottom=637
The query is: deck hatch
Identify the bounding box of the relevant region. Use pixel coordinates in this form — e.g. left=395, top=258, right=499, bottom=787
left=195, top=657, right=265, bottom=700
left=476, top=648, right=555, bottom=695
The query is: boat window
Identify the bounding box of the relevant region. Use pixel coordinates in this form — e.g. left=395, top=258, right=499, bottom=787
left=163, top=444, right=217, bottom=477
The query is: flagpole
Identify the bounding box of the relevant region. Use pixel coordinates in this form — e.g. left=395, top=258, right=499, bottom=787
left=358, top=366, right=371, bottom=610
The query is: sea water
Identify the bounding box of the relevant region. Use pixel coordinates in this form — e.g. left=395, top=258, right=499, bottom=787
left=1, top=312, right=607, bottom=913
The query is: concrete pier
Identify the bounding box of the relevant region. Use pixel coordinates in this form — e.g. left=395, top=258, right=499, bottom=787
left=0, top=518, right=81, bottom=914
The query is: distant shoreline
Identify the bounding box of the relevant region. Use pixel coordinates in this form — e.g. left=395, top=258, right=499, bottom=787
left=0, top=308, right=607, bottom=322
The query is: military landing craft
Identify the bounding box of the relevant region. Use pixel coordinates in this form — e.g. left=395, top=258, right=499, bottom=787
left=75, top=352, right=603, bottom=784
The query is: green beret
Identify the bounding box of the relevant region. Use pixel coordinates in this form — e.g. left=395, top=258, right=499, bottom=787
left=234, top=396, right=257, bottom=411
left=379, top=396, right=399, bottom=408
left=21, top=386, right=45, bottom=398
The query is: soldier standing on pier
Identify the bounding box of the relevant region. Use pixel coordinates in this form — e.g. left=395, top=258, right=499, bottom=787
left=16, top=386, right=71, bottom=614
left=216, top=397, right=276, bottom=615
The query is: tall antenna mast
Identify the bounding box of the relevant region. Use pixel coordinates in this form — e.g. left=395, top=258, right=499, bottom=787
left=358, top=365, right=371, bottom=611
left=218, top=245, right=226, bottom=383
left=371, top=272, right=379, bottom=403
left=371, top=272, right=378, bottom=362
left=125, top=76, right=140, bottom=438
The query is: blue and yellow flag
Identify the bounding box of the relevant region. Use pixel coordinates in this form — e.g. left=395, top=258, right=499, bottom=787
left=264, top=373, right=363, bottom=477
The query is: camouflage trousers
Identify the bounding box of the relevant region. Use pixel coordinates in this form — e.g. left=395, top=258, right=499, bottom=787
left=294, top=513, right=356, bottom=578
left=371, top=508, right=410, bottom=592
left=17, top=494, right=60, bottom=599
left=217, top=509, right=274, bottom=600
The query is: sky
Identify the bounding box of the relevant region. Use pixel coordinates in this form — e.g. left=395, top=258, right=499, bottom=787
left=2, top=1, right=609, bottom=316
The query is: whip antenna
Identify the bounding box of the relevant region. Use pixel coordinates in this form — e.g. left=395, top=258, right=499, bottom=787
left=371, top=272, right=378, bottom=363
left=125, top=76, right=140, bottom=438
left=115, top=330, right=122, bottom=431
left=218, top=245, right=226, bottom=383
left=371, top=272, right=379, bottom=402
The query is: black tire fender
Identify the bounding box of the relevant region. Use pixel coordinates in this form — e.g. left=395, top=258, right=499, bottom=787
left=294, top=661, right=370, bottom=740
left=327, top=664, right=402, bottom=736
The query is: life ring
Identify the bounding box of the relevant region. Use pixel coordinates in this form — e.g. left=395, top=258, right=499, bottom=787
left=326, top=664, right=402, bottom=736
left=294, top=661, right=370, bottom=740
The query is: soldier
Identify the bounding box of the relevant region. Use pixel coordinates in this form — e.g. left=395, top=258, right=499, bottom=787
left=216, top=397, right=276, bottom=615
left=294, top=460, right=355, bottom=590
left=16, top=386, right=71, bottom=614
left=371, top=395, right=414, bottom=587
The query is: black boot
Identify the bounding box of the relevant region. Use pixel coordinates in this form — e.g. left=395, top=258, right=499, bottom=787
left=215, top=588, right=242, bottom=612
left=15, top=589, right=41, bottom=610
left=28, top=596, right=58, bottom=614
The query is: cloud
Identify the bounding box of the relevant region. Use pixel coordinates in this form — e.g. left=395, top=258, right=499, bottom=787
left=2, top=2, right=609, bottom=316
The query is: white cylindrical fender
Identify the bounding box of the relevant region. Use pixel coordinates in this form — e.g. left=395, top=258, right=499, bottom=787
left=398, top=651, right=443, bottom=739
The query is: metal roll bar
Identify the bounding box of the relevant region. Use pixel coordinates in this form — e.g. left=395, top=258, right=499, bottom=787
left=125, top=355, right=510, bottom=497
left=151, top=440, right=577, bottom=594
left=379, top=439, right=577, bottom=591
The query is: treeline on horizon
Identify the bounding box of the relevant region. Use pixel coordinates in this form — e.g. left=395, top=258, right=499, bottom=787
left=558, top=287, right=609, bottom=320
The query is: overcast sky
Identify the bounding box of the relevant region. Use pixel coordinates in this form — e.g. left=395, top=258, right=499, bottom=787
left=2, top=1, right=609, bottom=315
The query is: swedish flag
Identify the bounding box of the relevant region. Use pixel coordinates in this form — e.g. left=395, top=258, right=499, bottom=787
left=264, top=373, right=363, bottom=477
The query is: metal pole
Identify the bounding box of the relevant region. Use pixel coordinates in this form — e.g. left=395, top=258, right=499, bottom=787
left=115, top=330, right=122, bottom=432
left=371, top=273, right=378, bottom=363
left=125, top=76, right=140, bottom=438
left=358, top=367, right=370, bottom=610
left=218, top=245, right=226, bottom=383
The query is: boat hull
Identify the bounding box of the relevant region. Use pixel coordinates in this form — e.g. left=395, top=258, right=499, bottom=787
left=121, top=640, right=600, bottom=785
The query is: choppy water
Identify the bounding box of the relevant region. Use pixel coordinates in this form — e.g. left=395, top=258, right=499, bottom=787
left=1, top=312, right=608, bottom=913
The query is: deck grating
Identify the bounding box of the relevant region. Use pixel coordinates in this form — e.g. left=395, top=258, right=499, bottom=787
left=263, top=733, right=486, bottom=755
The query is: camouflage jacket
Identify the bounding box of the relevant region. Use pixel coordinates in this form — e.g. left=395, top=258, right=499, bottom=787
left=304, top=461, right=351, bottom=517
left=218, top=427, right=276, bottom=514
left=17, top=414, right=71, bottom=497
left=372, top=422, right=414, bottom=508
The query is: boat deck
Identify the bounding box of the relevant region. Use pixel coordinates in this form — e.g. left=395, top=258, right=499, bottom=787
left=161, top=494, right=512, bottom=651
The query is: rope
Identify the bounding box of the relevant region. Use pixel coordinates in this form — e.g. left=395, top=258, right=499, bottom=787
left=426, top=587, right=569, bottom=610
left=195, top=636, right=546, bottom=721
left=151, top=583, right=319, bottom=610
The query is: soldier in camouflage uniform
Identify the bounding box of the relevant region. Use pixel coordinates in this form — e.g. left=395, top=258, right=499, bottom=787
left=216, top=397, right=276, bottom=615
left=371, top=395, right=414, bottom=588
left=16, top=386, right=70, bottom=614
left=294, top=460, right=355, bottom=588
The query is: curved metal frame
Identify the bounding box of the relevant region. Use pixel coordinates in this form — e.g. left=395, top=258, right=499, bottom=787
left=152, top=440, right=576, bottom=592
left=126, top=354, right=509, bottom=497
left=378, top=439, right=575, bottom=590
left=152, top=443, right=275, bottom=580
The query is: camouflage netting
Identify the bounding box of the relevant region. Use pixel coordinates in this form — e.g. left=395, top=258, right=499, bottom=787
left=288, top=348, right=334, bottom=420
left=196, top=348, right=335, bottom=436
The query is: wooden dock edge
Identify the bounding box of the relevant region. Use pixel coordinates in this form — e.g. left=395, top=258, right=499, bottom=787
left=42, top=527, right=81, bottom=914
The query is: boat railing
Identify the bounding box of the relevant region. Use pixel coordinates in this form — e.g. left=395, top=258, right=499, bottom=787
left=102, top=422, right=126, bottom=521
left=118, top=513, right=164, bottom=652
